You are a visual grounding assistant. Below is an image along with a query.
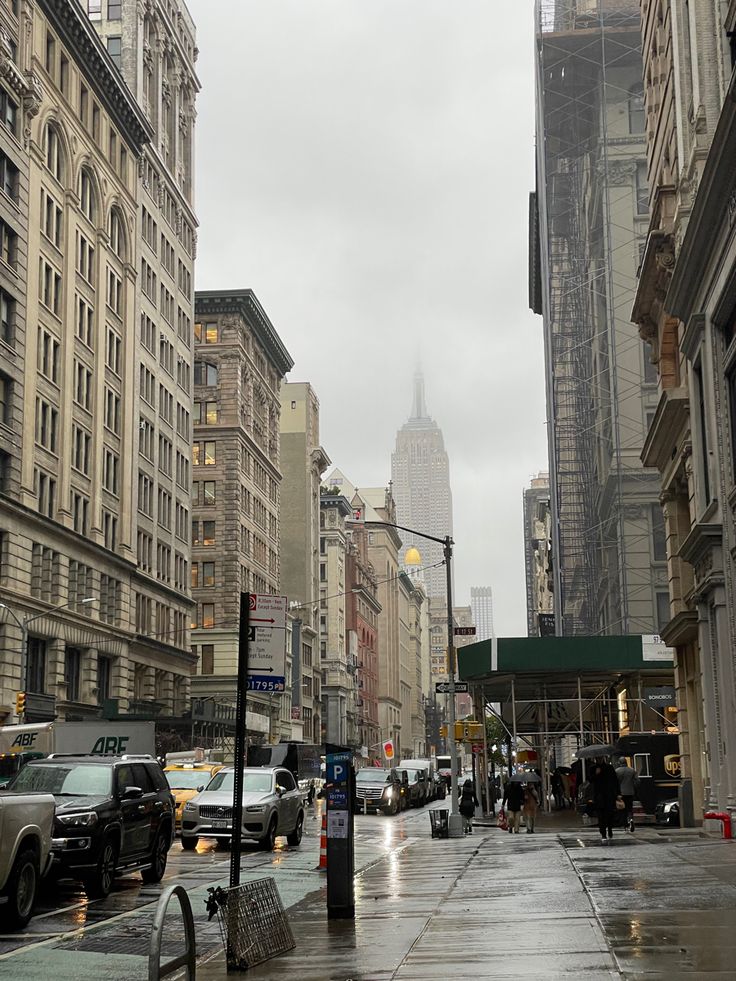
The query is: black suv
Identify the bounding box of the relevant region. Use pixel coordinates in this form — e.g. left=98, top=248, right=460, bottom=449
left=8, top=755, right=174, bottom=898
left=354, top=767, right=403, bottom=815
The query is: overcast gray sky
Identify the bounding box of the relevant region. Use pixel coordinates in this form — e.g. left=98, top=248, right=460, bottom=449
left=188, top=0, right=547, bottom=636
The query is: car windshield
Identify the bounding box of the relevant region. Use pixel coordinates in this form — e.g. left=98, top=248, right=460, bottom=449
left=403, top=768, right=422, bottom=781
left=357, top=770, right=389, bottom=783
left=166, top=770, right=213, bottom=790
left=205, top=771, right=272, bottom=793
left=10, top=763, right=112, bottom=796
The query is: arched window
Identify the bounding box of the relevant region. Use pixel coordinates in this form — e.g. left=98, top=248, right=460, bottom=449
left=78, top=168, right=96, bottom=223
left=628, top=84, right=645, bottom=135
left=108, top=208, right=125, bottom=260
left=45, top=123, right=64, bottom=182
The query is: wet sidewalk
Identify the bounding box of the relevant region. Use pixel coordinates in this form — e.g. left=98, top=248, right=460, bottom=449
left=199, top=817, right=736, bottom=980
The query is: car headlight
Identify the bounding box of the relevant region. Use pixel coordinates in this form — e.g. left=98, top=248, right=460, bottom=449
left=183, top=802, right=197, bottom=812
left=58, top=812, right=98, bottom=827
left=383, top=788, right=392, bottom=800
left=245, top=805, right=267, bottom=813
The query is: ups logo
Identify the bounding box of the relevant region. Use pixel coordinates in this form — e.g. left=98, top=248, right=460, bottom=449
left=664, top=754, right=681, bottom=778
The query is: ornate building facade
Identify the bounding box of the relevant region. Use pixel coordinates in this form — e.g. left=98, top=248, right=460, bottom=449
left=190, top=290, right=293, bottom=743
left=0, top=0, right=201, bottom=726
left=633, top=0, right=736, bottom=821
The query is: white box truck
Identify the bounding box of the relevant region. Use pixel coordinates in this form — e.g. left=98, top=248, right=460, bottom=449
left=0, top=721, right=156, bottom=787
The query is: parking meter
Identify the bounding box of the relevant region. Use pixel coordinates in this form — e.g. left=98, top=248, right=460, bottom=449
left=324, top=743, right=355, bottom=919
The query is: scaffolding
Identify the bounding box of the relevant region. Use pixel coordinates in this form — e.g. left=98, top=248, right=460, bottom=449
left=535, top=0, right=662, bottom=636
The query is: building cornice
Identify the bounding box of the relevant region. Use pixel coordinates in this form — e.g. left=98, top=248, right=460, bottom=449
left=195, top=290, right=294, bottom=377
left=632, top=228, right=675, bottom=342
left=319, top=493, right=352, bottom=517
left=40, top=0, right=152, bottom=151
left=667, top=69, right=736, bottom=322
left=641, top=387, right=690, bottom=471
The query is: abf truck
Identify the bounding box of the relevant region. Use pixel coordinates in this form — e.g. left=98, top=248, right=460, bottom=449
left=0, top=721, right=156, bottom=787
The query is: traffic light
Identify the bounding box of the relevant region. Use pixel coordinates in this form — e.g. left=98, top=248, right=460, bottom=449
left=15, top=691, right=26, bottom=716
left=439, top=724, right=448, bottom=738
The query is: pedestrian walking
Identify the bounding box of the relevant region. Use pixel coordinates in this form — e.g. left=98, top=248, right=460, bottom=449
left=522, top=782, right=539, bottom=833
left=615, top=758, right=639, bottom=832
left=551, top=769, right=564, bottom=810
left=590, top=760, right=619, bottom=844
left=502, top=779, right=525, bottom=834
left=459, top=778, right=478, bottom=834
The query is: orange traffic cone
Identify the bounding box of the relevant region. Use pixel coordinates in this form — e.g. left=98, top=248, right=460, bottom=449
left=318, top=812, right=327, bottom=871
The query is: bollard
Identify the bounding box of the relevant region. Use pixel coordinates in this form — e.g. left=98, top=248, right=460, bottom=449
left=318, top=813, right=327, bottom=870
left=704, top=810, right=733, bottom=840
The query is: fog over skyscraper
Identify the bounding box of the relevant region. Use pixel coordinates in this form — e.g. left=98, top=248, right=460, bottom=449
left=391, top=372, right=453, bottom=601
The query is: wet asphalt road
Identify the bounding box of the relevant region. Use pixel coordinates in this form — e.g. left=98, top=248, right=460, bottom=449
left=0, top=800, right=432, bottom=977
left=3, top=806, right=736, bottom=979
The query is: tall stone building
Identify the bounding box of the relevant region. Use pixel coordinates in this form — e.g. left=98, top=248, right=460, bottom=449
left=280, top=382, right=329, bottom=744
left=0, top=0, right=200, bottom=724
left=391, top=370, right=453, bottom=601
left=319, top=491, right=355, bottom=747
left=189, top=290, right=293, bottom=743
left=523, top=473, right=554, bottom=636
left=346, top=519, right=381, bottom=759
left=85, top=0, right=199, bottom=709
left=633, top=0, right=736, bottom=821
left=470, top=586, right=494, bottom=642
left=530, top=0, right=663, bottom=636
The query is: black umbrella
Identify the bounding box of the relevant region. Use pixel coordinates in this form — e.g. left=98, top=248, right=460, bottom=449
left=575, top=744, right=615, bottom=759
left=509, top=772, right=541, bottom=783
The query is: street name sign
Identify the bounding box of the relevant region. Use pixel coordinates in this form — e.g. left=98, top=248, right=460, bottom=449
left=435, top=681, right=469, bottom=694
left=453, top=626, right=476, bottom=636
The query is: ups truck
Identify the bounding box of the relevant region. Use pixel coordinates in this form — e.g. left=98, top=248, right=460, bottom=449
left=0, top=721, right=156, bottom=787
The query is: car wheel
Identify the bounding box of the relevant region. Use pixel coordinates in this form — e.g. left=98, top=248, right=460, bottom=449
left=141, top=829, right=169, bottom=884
left=287, top=811, right=304, bottom=846
left=4, top=849, right=38, bottom=929
left=84, top=837, right=118, bottom=899
left=181, top=835, right=198, bottom=851
left=259, top=816, right=277, bottom=851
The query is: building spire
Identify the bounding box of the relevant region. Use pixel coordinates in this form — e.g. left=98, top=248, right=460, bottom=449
left=411, top=369, right=428, bottom=419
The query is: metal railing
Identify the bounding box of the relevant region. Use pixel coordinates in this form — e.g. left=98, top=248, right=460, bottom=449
left=148, top=883, right=196, bottom=981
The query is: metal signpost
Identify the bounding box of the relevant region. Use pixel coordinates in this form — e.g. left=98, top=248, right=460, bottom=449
left=325, top=744, right=355, bottom=919
left=230, top=592, right=250, bottom=889
left=230, top=593, right=287, bottom=889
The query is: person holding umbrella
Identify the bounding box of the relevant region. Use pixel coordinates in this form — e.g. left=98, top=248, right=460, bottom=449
left=590, top=758, right=619, bottom=844
left=502, top=776, right=525, bottom=834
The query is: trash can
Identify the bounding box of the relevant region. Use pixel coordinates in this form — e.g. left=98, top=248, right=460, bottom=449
left=429, top=808, right=449, bottom=839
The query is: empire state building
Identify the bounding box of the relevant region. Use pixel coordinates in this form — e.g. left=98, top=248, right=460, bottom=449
left=391, top=372, right=453, bottom=600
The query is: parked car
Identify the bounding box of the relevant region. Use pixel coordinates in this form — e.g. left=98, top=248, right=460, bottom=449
left=397, top=767, right=429, bottom=807
left=164, top=762, right=224, bottom=832
left=354, top=768, right=403, bottom=815
left=181, top=766, right=304, bottom=851
left=7, top=755, right=175, bottom=899
left=0, top=792, right=55, bottom=928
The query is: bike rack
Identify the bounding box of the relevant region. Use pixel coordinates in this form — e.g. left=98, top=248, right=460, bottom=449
left=148, top=883, right=197, bottom=981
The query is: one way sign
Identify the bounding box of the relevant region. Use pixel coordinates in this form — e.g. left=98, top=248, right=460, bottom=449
left=435, top=681, right=469, bottom=694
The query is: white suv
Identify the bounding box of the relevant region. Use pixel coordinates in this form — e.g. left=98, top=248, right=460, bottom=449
left=181, top=766, right=304, bottom=851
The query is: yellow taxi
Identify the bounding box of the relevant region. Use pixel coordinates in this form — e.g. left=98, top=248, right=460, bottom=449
left=164, top=762, right=224, bottom=831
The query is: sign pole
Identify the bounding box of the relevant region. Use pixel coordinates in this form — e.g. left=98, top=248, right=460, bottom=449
left=230, top=591, right=250, bottom=888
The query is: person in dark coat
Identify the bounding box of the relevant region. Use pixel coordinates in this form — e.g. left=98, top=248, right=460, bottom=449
left=459, top=778, right=478, bottom=834
left=502, top=779, right=525, bottom=834
left=590, top=761, right=619, bottom=844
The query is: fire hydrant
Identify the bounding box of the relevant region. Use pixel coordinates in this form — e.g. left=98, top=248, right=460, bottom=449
left=703, top=811, right=733, bottom=840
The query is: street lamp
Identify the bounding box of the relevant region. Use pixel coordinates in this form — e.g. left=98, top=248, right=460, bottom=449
left=372, top=521, right=463, bottom=838
left=0, top=598, right=95, bottom=721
